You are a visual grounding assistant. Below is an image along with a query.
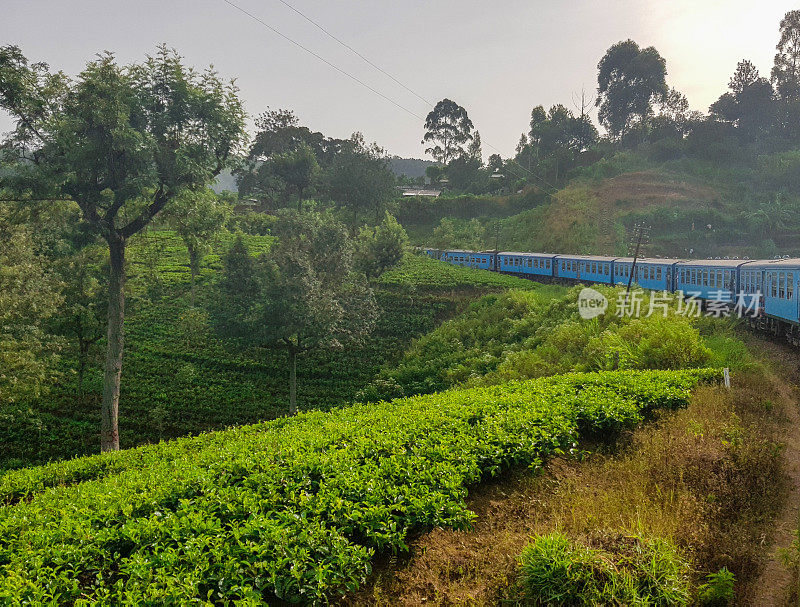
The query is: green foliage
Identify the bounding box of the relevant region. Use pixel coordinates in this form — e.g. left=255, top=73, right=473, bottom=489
left=0, top=211, right=63, bottom=407
left=516, top=532, right=691, bottom=606
left=209, top=211, right=378, bottom=413
left=1, top=230, right=470, bottom=470
left=324, top=134, right=397, bottom=221
left=431, top=217, right=486, bottom=250
left=354, top=212, right=408, bottom=278
left=371, top=285, right=718, bottom=400
left=161, top=188, right=233, bottom=304
left=379, top=254, right=543, bottom=292
left=697, top=567, right=736, bottom=606
left=0, top=369, right=716, bottom=604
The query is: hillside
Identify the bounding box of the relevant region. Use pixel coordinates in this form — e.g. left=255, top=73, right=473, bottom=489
left=400, top=151, right=800, bottom=260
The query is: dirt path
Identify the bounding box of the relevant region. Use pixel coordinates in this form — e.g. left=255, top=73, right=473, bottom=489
left=751, top=341, right=800, bottom=606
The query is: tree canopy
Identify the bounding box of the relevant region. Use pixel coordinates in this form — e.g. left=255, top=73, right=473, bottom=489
left=423, top=98, right=474, bottom=164
left=596, top=40, right=668, bottom=140
left=0, top=45, right=246, bottom=450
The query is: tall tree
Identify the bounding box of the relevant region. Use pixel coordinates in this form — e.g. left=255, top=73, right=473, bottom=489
left=730, top=60, right=760, bottom=94
left=162, top=189, right=232, bottom=306
left=710, top=60, right=775, bottom=141
left=0, top=45, right=246, bottom=451
left=596, top=40, right=668, bottom=140
left=422, top=98, right=474, bottom=164
left=211, top=213, right=377, bottom=414
left=324, top=133, right=396, bottom=223
left=467, top=130, right=483, bottom=162
left=772, top=10, right=800, bottom=102
left=271, top=142, right=319, bottom=211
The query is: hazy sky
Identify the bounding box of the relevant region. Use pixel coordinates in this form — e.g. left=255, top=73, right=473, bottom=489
left=0, top=0, right=796, bottom=158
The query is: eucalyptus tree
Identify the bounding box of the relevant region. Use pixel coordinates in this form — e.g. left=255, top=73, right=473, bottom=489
left=596, top=40, right=668, bottom=141
left=423, top=98, right=474, bottom=164
left=0, top=45, right=246, bottom=451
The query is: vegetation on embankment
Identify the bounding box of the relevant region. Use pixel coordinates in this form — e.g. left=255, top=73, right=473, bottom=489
left=362, top=284, right=750, bottom=402
left=343, top=366, right=787, bottom=606
left=0, top=369, right=716, bottom=604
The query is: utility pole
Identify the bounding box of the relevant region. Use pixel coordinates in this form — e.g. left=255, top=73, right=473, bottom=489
left=626, top=222, right=651, bottom=294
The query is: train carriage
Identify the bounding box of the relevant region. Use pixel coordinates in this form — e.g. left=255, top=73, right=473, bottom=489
left=432, top=248, right=800, bottom=340
left=554, top=255, right=616, bottom=284
left=743, top=259, right=800, bottom=324
left=613, top=258, right=680, bottom=291
left=442, top=249, right=494, bottom=270
left=675, top=259, right=744, bottom=303
left=497, top=252, right=555, bottom=277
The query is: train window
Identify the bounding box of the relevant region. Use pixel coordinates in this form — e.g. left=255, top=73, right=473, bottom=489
left=716, top=270, right=722, bottom=287
left=657, top=267, right=662, bottom=280
left=772, top=273, right=778, bottom=298
left=701, top=271, right=707, bottom=286
left=789, top=273, right=794, bottom=299
left=780, top=272, right=786, bottom=299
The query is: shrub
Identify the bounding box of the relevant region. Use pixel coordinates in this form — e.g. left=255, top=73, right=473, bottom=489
left=516, top=532, right=691, bottom=605
left=697, top=567, right=736, bottom=606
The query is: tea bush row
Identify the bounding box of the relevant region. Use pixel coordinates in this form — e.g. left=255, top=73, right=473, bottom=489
left=0, top=369, right=717, bottom=604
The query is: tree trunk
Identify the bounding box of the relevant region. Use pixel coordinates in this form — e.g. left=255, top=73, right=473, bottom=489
left=77, top=338, right=87, bottom=397
left=188, top=246, right=198, bottom=307
left=101, top=235, right=126, bottom=452
left=289, top=348, right=297, bottom=415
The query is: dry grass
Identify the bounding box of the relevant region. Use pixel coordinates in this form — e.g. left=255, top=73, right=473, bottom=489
left=339, top=370, right=791, bottom=606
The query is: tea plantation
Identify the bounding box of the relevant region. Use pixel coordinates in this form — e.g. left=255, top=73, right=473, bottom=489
left=0, top=368, right=717, bottom=604
left=0, top=236, right=562, bottom=470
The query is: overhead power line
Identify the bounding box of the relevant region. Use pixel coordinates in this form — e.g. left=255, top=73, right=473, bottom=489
left=221, top=0, right=424, bottom=121
left=274, top=0, right=432, bottom=106
left=220, top=0, right=559, bottom=193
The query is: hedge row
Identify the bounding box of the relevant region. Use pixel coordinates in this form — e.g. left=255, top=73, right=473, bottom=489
left=0, top=369, right=718, bottom=604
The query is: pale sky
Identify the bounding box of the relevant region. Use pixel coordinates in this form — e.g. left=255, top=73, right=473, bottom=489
left=0, top=0, right=795, bottom=159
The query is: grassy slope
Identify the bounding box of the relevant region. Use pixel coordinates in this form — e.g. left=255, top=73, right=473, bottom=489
left=0, top=244, right=554, bottom=470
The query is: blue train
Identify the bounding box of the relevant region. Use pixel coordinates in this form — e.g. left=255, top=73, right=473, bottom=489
left=426, top=248, right=800, bottom=344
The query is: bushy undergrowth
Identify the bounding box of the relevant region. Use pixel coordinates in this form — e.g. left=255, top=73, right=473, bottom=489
left=516, top=532, right=691, bottom=605
left=0, top=369, right=716, bottom=604
left=363, top=285, right=727, bottom=401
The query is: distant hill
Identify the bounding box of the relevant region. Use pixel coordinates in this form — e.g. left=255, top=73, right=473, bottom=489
left=388, top=156, right=436, bottom=179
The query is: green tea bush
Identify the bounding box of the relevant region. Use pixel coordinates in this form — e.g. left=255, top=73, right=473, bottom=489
left=0, top=369, right=716, bottom=604
left=516, top=532, right=691, bottom=606
left=379, top=254, right=548, bottom=292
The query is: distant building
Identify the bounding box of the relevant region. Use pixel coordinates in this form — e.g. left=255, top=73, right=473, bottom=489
left=399, top=187, right=442, bottom=197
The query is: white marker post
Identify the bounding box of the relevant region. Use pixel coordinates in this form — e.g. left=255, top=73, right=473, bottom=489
left=723, top=367, right=730, bottom=388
